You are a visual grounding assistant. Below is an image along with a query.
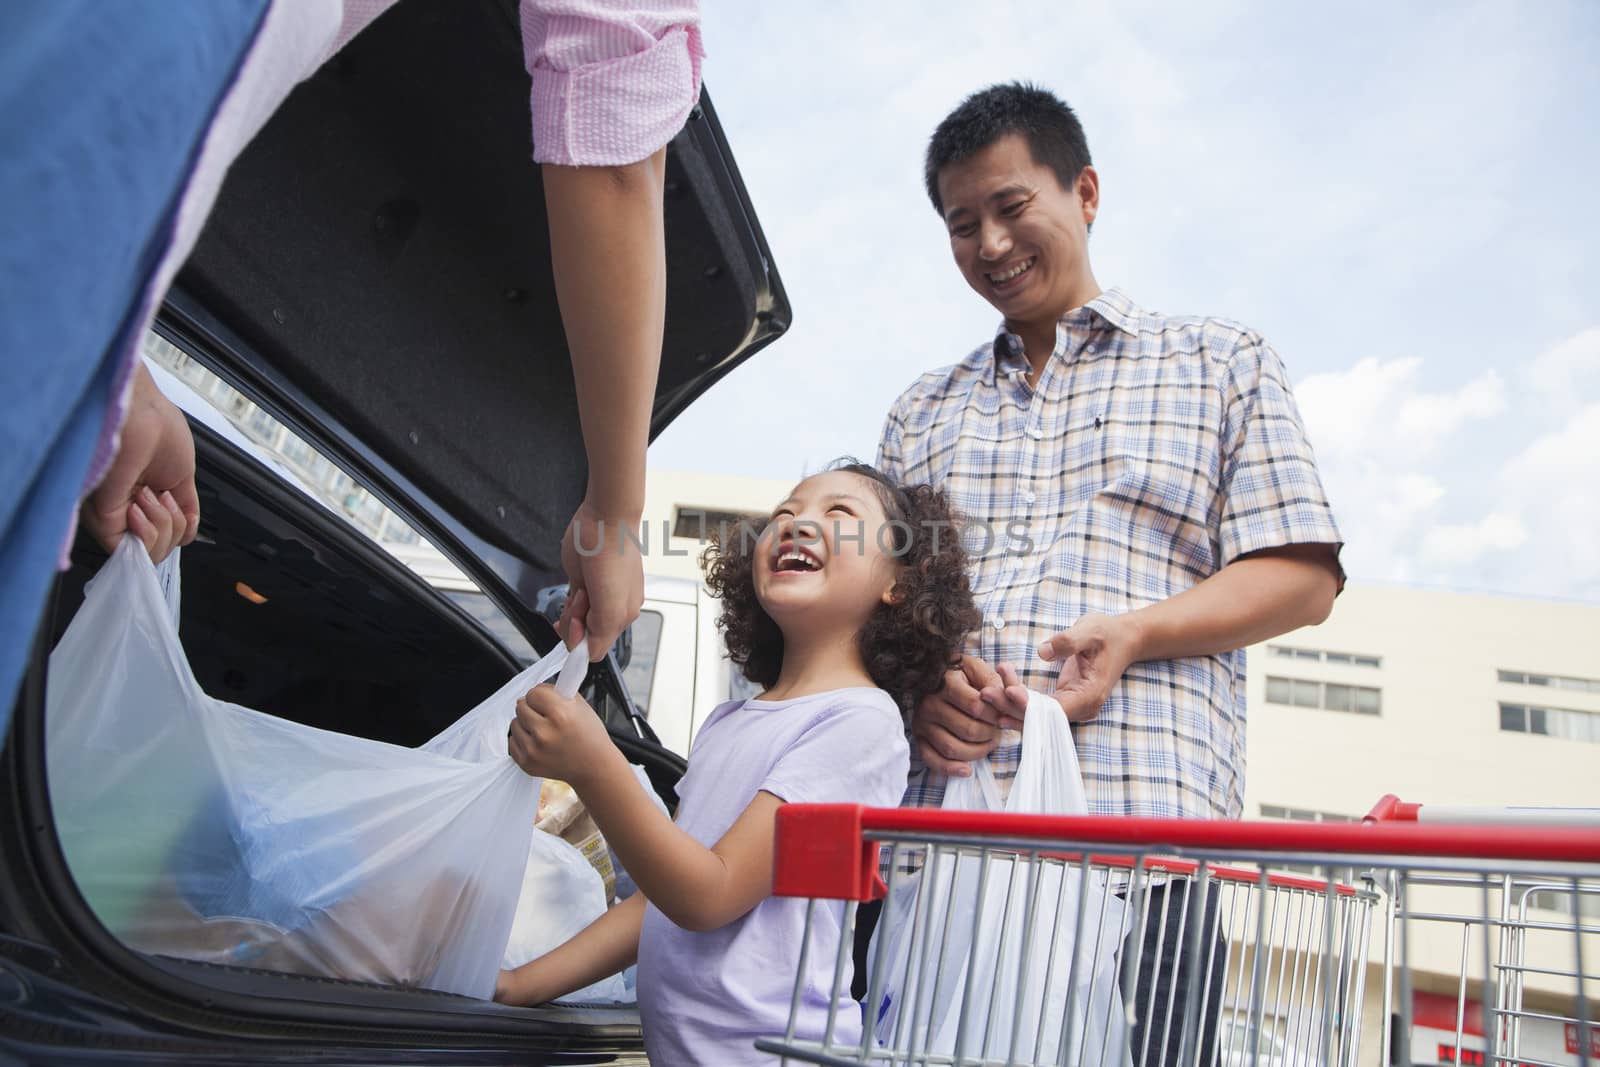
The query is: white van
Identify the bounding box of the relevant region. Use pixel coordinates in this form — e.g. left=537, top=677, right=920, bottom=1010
left=387, top=542, right=749, bottom=758
left=621, top=575, right=763, bottom=757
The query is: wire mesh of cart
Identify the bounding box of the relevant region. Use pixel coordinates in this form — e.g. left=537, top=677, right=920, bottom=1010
left=1365, top=796, right=1600, bottom=1067
left=754, top=798, right=1600, bottom=1067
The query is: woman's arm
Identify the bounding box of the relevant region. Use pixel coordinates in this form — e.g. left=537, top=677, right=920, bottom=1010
left=495, top=890, right=646, bottom=1006
left=545, top=151, right=666, bottom=663
left=509, top=684, right=779, bottom=933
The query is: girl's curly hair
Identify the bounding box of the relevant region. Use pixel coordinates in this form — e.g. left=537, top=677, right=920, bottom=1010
left=701, top=459, right=981, bottom=715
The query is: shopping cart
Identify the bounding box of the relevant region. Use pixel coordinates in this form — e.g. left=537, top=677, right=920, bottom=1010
left=755, top=798, right=1600, bottom=1067
left=1364, top=797, right=1600, bottom=1067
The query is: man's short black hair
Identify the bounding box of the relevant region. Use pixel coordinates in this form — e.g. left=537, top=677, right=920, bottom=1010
left=924, top=82, right=1092, bottom=215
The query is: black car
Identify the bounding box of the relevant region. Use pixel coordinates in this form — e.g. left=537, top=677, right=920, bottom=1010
left=0, top=2, right=788, bottom=1062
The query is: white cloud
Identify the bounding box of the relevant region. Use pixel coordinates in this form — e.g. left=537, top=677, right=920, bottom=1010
left=1290, top=337, right=1599, bottom=599
left=1296, top=358, right=1421, bottom=457
left=1496, top=402, right=1600, bottom=600
left=1297, top=358, right=1504, bottom=460
left=1395, top=370, right=1506, bottom=442
left=1419, top=513, right=1528, bottom=567
left=1293, top=355, right=1519, bottom=587
left=1530, top=327, right=1600, bottom=412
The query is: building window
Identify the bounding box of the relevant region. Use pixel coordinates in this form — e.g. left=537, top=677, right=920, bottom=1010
left=1259, top=804, right=1353, bottom=824
left=671, top=506, right=763, bottom=543
left=1265, top=676, right=1381, bottom=715
left=1268, top=645, right=1381, bottom=669
left=1258, top=805, right=1356, bottom=882
left=1525, top=887, right=1600, bottom=920
left=280, top=435, right=316, bottom=470
left=378, top=516, right=420, bottom=546
left=242, top=404, right=280, bottom=444
left=1499, top=702, right=1600, bottom=744
left=1498, top=669, right=1600, bottom=695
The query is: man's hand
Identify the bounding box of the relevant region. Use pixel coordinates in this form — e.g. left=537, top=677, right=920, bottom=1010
left=1037, top=613, right=1145, bottom=722
left=509, top=682, right=616, bottom=787
left=557, top=499, right=644, bottom=661
left=912, top=654, right=1028, bottom=776
left=82, top=364, right=199, bottom=563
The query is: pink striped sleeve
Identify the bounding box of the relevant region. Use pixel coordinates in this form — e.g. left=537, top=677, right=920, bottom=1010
left=520, top=0, right=703, bottom=167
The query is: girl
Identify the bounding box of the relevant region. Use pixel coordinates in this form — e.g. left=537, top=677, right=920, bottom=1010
left=496, top=461, right=979, bottom=1065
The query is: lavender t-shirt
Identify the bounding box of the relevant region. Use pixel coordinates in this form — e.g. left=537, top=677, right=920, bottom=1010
left=636, top=687, right=910, bottom=1066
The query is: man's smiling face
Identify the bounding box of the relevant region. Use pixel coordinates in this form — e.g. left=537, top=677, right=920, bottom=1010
left=936, top=132, right=1099, bottom=336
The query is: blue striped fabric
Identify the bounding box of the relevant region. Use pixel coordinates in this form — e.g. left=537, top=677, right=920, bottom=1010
left=878, top=289, right=1342, bottom=821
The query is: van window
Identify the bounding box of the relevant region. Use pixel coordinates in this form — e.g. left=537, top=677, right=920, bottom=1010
left=621, top=610, right=664, bottom=713
left=614, top=614, right=659, bottom=713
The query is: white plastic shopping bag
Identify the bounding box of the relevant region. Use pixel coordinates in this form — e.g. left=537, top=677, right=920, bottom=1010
left=870, top=692, right=1133, bottom=1064
left=45, top=537, right=592, bottom=1000
left=498, top=762, right=670, bottom=1006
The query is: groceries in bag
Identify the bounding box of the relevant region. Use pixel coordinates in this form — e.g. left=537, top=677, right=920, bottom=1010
left=538, top=778, right=617, bottom=902
left=45, top=537, right=600, bottom=1000
left=502, top=766, right=671, bottom=1004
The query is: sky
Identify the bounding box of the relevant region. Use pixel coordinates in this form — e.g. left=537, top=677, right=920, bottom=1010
left=647, top=1, right=1600, bottom=604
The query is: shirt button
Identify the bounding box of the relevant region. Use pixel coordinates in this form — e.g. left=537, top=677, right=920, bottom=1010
left=1085, top=343, right=1097, bottom=354
left=1026, top=426, right=1044, bottom=440
left=992, top=618, right=1006, bottom=631
left=1022, top=490, right=1036, bottom=504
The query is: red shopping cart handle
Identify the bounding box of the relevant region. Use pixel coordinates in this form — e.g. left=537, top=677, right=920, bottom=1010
left=772, top=804, right=1600, bottom=902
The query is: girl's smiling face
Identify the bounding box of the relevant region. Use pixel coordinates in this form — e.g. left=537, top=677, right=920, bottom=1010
left=754, top=470, right=901, bottom=634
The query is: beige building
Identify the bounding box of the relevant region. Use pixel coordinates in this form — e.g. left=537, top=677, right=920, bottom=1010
left=637, top=468, right=794, bottom=586
left=1246, top=583, right=1599, bottom=820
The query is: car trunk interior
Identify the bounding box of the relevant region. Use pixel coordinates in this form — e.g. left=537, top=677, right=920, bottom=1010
left=23, top=418, right=678, bottom=1048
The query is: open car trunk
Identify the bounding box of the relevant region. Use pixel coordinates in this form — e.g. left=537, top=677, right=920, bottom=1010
left=0, top=0, right=786, bottom=1059
left=9, top=425, right=659, bottom=1059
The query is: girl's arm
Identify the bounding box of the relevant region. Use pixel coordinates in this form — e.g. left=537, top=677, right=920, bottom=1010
left=509, top=686, right=779, bottom=932
left=495, top=890, right=647, bottom=1006
left=586, top=764, right=781, bottom=934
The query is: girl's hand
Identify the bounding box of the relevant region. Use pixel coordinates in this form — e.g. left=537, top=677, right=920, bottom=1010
left=509, top=683, right=613, bottom=785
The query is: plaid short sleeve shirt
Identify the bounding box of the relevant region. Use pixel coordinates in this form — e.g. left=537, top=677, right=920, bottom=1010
left=878, top=289, right=1342, bottom=821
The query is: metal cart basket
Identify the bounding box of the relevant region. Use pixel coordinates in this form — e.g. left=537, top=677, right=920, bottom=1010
left=756, top=797, right=1600, bottom=1067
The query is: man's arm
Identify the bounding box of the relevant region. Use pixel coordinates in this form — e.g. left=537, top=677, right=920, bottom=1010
left=1036, top=543, right=1341, bottom=720
left=545, top=151, right=667, bottom=661
left=914, top=544, right=1339, bottom=773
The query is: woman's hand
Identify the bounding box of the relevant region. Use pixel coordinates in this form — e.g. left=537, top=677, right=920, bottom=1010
left=557, top=498, right=645, bottom=662
left=83, top=364, right=200, bottom=563
left=508, top=683, right=615, bottom=787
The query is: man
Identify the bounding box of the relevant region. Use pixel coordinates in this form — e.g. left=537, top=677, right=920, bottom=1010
left=876, top=82, right=1343, bottom=1065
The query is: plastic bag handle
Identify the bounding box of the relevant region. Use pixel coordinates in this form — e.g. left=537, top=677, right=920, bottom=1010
left=554, top=638, right=588, bottom=699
